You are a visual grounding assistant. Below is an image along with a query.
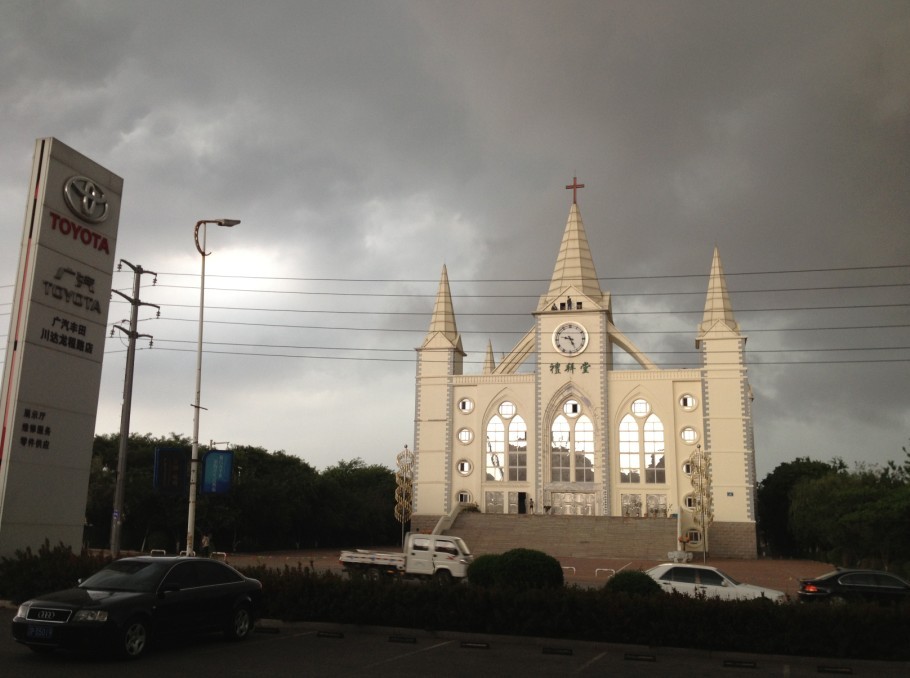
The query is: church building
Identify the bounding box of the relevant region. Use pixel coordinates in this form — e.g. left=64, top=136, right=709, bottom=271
left=411, top=180, right=758, bottom=558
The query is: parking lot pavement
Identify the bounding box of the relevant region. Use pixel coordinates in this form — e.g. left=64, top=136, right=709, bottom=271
left=3, top=607, right=908, bottom=677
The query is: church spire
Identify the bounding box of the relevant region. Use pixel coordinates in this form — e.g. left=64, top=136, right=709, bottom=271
left=483, top=339, right=496, bottom=374
left=424, top=264, right=460, bottom=347
left=542, top=200, right=605, bottom=307
left=697, top=246, right=740, bottom=341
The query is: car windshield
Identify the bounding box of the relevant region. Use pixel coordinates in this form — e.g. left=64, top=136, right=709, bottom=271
left=718, top=570, right=742, bottom=586
left=451, top=538, right=471, bottom=557
left=80, top=561, right=173, bottom=593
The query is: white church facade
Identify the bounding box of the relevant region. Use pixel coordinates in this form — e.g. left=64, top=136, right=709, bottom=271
left=411, top=181, right=759, bottom=558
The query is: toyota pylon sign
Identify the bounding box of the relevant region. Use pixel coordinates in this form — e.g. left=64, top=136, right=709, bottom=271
left=0, top=138, right=122, bottom=556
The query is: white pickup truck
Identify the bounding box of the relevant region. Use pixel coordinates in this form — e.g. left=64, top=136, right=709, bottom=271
left=339, top=533, right=473, bottom=582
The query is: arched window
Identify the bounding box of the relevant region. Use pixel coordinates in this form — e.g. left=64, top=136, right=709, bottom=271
left=575, top=415, right=594, bottom=482
left=550, top=408, right=596, bottom=483
left=619, top=414, right=640, bottom=483
left=550, top=415, right=570, bottom=481
left=486, top=407, right=526, bottom=482
left=644, top=414, right=665, bottom=484
left=508, top=415, right=527, bottom=481
left=486, top=416, right=504, bottom=481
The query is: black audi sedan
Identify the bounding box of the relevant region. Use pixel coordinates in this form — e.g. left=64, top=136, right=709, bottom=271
left=798, top=568, right=910, bottom=605
left=11, top=555, right=262, bottom=659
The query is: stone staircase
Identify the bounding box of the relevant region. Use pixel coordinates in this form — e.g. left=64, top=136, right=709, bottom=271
left=442, top=511, right=678, bottom=560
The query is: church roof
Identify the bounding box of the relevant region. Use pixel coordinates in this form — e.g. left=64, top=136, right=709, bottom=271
left=698, top=246, right=740, bottom=336
left=541, top=202, right=606, bottom=309
left=424, top=264, right=461, bottom=347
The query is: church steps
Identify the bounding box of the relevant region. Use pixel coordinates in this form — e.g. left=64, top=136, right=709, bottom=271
left=443, top=511, right=678, bottom=560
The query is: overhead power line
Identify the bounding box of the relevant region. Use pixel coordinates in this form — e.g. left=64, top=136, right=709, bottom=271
left=105, top=344, right=910, bottom=367
left=118, top=262, right=910, bottom=283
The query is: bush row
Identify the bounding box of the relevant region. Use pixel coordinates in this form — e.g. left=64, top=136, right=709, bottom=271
left=2, top=544, right=907, bottom=661
left=246, top=563, right=909, bottom=661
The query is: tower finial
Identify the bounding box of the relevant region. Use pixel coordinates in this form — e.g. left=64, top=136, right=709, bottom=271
left=565, top=175, right=585, bottom=204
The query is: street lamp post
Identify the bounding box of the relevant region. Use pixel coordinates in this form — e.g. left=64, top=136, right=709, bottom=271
left=185, top=218, right=239, bottom=556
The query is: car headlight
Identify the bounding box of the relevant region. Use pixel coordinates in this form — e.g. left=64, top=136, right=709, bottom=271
left=15, top=603, right=31, bottom=619
left=73, top=609, right=109, bottom=622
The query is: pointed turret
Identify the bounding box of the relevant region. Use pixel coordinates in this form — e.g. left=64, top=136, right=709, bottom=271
left=423, top=265, right=463, bottom=351
left=697, top=247, right=740, bottom=346
left=539, top=202, right=609, bottom=311
left=483, top=340, right=496, bottom=374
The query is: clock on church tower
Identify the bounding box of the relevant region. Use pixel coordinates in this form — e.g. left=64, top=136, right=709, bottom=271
left=552, top=321, right=588, bottom=356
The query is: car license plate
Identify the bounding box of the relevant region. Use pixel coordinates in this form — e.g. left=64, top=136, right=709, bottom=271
left=27, top=625, right=54, bottom=640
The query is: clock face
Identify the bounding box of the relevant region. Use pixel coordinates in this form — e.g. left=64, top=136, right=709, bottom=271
left=553, top=322, right=588, bottom=356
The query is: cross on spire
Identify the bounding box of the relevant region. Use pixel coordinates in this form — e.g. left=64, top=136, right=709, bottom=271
left=565, top=175, right=585, bottom=204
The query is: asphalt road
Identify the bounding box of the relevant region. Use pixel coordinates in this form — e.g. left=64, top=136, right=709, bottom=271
left=3, top=608, right=908, bottom=677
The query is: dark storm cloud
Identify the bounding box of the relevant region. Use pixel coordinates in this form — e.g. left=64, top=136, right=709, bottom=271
left=0, top=1, right=907, bottom=474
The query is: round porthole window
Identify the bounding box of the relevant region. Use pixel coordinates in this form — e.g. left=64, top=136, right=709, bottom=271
left=458, top=398, right=474, bottom=414
left=456, top=459, right=473, bottom=476
left=680, top=427, right=698, bottom=444
left=679, top=394, right=697, bottom=411
left=498, top=401, right=516, bottom=419
left=457, top=428, right=474, bottom=444
left=631, top=399, right=651, bottom=417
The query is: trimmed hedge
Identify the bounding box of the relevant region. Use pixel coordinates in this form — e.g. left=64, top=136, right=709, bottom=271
left=602, top=569, right=663, bottom=597
left=244, top=564, right=910, bottom=661
left=0, top=541, right=109, bottom=602
left=2, top=545, right=908, bottom=661
left=467, top=548, right=564, bottom=590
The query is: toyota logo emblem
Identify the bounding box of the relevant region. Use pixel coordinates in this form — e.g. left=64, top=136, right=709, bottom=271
left=63, top=176, right=109, bottom=224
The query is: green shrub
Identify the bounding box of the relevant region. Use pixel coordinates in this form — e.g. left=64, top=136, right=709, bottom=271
left=603, top=569, right=663, bottom=597
left=498, top=548, right=564, bottom=589
left=467, top=548, right=564, bottom=590
left=0, top=540, right=109, bottom=603
left=466, top=553, right=501, bottom=587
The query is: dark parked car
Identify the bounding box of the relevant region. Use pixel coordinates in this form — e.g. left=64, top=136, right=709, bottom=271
left=11, top=555, right=262, bottom=659
left=798, top=569, right=910, bottom=605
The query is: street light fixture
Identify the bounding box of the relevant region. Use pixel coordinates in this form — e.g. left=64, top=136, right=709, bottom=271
left=185, top=218, right=239, bottom=556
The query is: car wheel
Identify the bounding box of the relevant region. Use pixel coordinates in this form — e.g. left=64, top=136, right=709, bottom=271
left=118, top=617, right=150, bottom=660
left=225, top=604, right=253, bottom=641
left=433, top=569, right=453, bottom=584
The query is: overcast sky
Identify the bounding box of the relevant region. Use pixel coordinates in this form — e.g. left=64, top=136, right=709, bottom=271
left=1, top=1, right=908, bottom=479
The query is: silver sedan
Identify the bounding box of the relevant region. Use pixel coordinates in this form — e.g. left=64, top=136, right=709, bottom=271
left=646, top=563, right=785, bottom=602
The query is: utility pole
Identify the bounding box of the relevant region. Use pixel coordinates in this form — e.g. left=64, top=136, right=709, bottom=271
left=109, top=260, right=159, bottom=558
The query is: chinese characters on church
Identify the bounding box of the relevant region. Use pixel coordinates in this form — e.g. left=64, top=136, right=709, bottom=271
left=549, top=362, right=591, bottom=374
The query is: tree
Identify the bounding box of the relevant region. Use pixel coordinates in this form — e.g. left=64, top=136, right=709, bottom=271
left=319, top=459, right=398, bottom=546
left=789, top=465, right=910, bottom=568
left=755, top=457, right=840, bottom=557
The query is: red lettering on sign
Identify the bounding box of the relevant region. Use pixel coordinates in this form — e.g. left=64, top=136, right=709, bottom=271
left=49, top=212, right=110, bottom=255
